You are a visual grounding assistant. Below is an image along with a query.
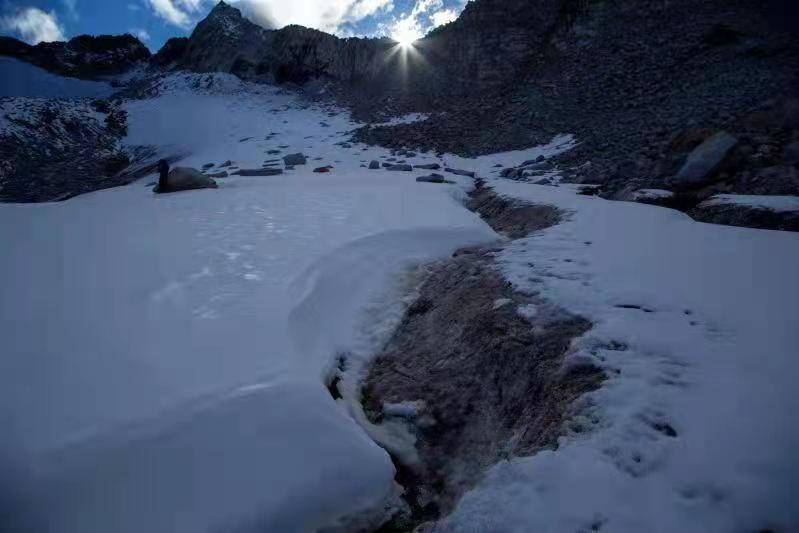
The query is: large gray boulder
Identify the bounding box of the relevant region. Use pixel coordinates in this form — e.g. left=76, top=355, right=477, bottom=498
left=283, top=153, right=307, bottom=166
left=672, top=131, right=738, bottom=187
left=156, top=167, right=218, bottom=193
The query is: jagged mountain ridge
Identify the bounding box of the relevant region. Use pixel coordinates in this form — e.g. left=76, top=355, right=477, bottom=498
left=0, top=34, right=151, bottom=79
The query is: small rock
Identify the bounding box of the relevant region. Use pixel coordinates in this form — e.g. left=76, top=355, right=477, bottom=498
left=416, top=173, right=447, bottom=183
left=232, top=168, right=283, bottom=176
left=314, top=166, right=332, bottom=173
left=385, top=164, right=413, bottom=172
left=444, top=168, right=476, bottom=178
left=369, top=160, right=381, bottom=169
left=414, top=163, right=441, bottom=170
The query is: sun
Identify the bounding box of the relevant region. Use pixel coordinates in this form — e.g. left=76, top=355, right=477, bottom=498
left=392, top=19, right=422, bottom=49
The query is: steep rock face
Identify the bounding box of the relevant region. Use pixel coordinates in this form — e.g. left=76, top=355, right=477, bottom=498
left=418, top=0, right=563, bottom=90
left=0, top=34, right=151, bottom=79
left=150, top=37, right=188, bottom=69
left=181, top=2, right=270, bottom=76
left=180, top=2, right=393, bottom=85
left=174, top=0, right=561, bottom=97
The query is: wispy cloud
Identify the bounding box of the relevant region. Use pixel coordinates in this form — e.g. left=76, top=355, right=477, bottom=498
left=62, top=0, right=79, bottom=21
left=429, top=8, right=457, bottom=26
left=142, top=0, right=459, bottom=36
left=146, top=0, right=205, bottom=28
left=1, top=7, right=66, bottom=44
left=130, top=28, right=152, bottom=41
left=228, top=0, right=394, bottom=32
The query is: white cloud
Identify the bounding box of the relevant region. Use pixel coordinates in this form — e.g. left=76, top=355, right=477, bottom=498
left=146, top=0, right=205, bottom=28
left=130, top=28, right=152, bottom=41
left=1, top=7, right=66, bottom=44
left=228, top=0, right=393, bottom=32
left=381, top=0, right=460, bottom=43
left=429, top=8, right=457, bottom=26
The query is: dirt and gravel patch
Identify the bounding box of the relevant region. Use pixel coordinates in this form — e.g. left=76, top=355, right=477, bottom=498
left=352, top=184, right=603, bottom=531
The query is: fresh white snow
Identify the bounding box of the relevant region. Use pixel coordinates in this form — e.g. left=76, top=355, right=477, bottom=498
left=1, top=70, right=797, bottom=532
left=0, top=72, right=496, bottom=532
left=700, top=193, right=799, bottom=213
left=436, top=151, right=799, bottom=533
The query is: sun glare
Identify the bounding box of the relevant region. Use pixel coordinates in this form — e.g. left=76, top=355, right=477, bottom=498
left=392, top=19, right=422, bottom=49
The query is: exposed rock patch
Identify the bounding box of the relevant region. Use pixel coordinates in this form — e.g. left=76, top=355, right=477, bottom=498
left=357, top=184, right=601, bottom=530
left=466, top=180, right=562, bottom=238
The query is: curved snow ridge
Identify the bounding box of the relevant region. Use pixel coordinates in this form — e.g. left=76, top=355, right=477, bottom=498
left=10, top=380, right=394, bottom=533
left=288, top=225, right=499, bottom=372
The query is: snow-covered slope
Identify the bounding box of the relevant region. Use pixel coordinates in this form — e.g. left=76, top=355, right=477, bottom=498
left=1, top=71, right=797, bottom=532
left=0, top=57, right=113, bottom=99
left=0, top=72, right=496, bottom=532
left=435, top=153, right=799, bottom=532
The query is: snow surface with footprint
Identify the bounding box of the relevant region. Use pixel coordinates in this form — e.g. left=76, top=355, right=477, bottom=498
left=0, top=73, right=496, bottom=532
left=1, top=71, right=797, bottom=532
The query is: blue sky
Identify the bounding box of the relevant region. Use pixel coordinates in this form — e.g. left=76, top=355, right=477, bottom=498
left=0, top=0, right=468, bottom=51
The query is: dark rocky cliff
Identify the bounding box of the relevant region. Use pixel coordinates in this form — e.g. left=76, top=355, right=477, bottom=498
left=0, top=34, right=151, bottom=78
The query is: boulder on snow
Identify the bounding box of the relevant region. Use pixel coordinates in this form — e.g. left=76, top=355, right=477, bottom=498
left=155, top=167, right=218, bottom=193
left=444, top=167, right=476, bottom=178
left=385, top=164, right=413, bottom=172
left=521, top=155, right=547, bottom=165
left=314, top=166, right=332, bottom=173
left=283, top=153, right=307, bottom=166
left=414, top=163, right=441, bottom=170
left=369, top=160, right=381, bottom=169
left=500, top=167, right=522, bottom=178
left=232, top=168, right=283, bottom=176
left=416, top=173, right=449, bottom=184
left=671, top=131, right=738, bottom=187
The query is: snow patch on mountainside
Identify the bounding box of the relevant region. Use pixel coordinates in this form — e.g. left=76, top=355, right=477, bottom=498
left=0, top=57, right=113, bottom=99
left=436, top=171, right=799, bottom=532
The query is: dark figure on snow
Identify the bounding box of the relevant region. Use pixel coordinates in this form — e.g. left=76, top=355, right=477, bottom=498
left=157, top=159, right=170, bottom=192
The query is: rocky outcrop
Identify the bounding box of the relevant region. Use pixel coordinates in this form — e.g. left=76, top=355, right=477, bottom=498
left=671, top=132, right=739, bottom=188
left=149, top=37, right=188, bottom=69
left=0, top=34, right=150, bottom=79
left=165, top=0, right=563, bottom=104
left=0, top=98, right=152, bottom=202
